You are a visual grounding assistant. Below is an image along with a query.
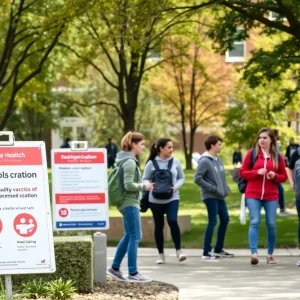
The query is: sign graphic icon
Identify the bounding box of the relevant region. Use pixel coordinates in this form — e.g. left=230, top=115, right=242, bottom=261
left=14, top=213, right=37, bottom=237
left=0, top=219, right=2, bottom=233
left=59, top=208, right=68, bottom=218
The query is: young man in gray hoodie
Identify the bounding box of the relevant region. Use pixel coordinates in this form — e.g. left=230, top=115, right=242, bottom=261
left=194, top=135, right=234, bottom=259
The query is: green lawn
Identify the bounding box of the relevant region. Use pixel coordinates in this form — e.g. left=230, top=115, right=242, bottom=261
left=49, top=169, right=299, bottom=249
left=109, top=169, right=299, bottom=249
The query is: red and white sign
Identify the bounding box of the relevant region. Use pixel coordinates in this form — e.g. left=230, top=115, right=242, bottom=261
left=0, top=141, right=55, bottom=275
left=52, top=148, right=109, bottom=230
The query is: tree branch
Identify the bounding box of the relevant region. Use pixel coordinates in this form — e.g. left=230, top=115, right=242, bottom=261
left=58, top=42, right=119, bottom=90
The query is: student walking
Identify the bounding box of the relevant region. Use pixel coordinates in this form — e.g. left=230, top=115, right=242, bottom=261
left=273, top=129, right=293, bottom=216
left=239, top=128, right=287, bottom=265
left=142, top=138, right=186, bottom=264
left=194, top=135, right=233, bottom=259
left=286, top=146, right=300, bottom=266
left=107, top=131, right=154, bottom=283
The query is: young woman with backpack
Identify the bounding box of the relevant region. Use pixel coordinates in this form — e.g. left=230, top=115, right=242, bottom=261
left=239, top=128, right=287, bottom=265
left=142, top=138, right=186, bottom=264
left=106, top=131, right=154, bottom=283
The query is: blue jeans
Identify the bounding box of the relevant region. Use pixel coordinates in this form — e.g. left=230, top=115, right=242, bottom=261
left=296, top=200, right=300, bottom=247
left=203, top=198, right=229, bottom=253
left=150, top=200, right=181, bottom=253
left=112, top=206, right=141, bottom=274
left=246, top=198, right=278, bottom=254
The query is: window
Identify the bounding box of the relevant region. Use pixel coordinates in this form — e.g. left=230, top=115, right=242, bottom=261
left=225, top=29, right=246, bottom=63
left=269, top=11, right=287, bottom=21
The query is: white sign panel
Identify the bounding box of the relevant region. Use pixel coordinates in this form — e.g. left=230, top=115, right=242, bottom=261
left=0, top=142, right=56, bottom=274
left=52, top=148, right=109, bottom=230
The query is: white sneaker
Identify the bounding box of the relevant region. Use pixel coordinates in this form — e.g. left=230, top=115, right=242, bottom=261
left=296, top=260, right=300, bottom=266
left=156, top=253, right=165, bottom=264
left=127, top=272, right=152, bottom=283
left=279, top=209, right=296, bottom=216
left=176, top=249, right=187, bottom=262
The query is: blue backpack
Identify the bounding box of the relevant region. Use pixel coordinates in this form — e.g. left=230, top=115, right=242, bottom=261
left=152, top=158, right=174, bottom=200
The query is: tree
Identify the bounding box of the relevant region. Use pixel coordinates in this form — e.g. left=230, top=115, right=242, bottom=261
left=150, top=13, right=234, bottom=169
left=179, top=1, right=300, bottom=105
left=0, top=0, right=95, bottom=130
left=223, top=79, right=299, bottom=148
left=58, top=0, right=217, bottom=134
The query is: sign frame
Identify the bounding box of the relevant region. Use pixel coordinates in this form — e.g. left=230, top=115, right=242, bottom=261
left=0, top=140, right=56, bottom=275
left=51, top=146, right=109, bottom=231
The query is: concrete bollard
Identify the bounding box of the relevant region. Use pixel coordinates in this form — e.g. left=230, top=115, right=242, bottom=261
left=93, top=232, right=107, bottom=284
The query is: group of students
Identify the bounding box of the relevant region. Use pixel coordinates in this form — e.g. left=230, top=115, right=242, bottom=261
left=106, top=128, right=300, bottom=283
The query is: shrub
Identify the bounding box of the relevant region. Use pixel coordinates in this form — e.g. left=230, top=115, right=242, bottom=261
left=2, top=236, right=94, bottom=292
left=46, top=278, right=77, bottom=300
left=22, top=279, right=48, bottom=299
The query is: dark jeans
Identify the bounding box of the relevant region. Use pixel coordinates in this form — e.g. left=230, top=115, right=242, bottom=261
left=107, top=158, right=115, bottom=169
left=150, top=200, right=181, bottom=253
left=203, top=198, right=230, bottom=253
left=296, top=200, right=300, bottom=247
left=278, top=183, right=285, bottom=210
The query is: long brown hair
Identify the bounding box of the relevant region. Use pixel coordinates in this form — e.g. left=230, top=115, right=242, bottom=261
left=254, top=128, right=278, bottom=169
left=120, top=131, right=144, bottom=151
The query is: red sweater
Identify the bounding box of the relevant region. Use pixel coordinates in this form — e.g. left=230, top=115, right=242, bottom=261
left=239, top=149, right=287, bottom=201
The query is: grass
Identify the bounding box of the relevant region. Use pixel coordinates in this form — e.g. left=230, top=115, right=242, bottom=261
left=109, top=169, right=299, bottom=249
left=48, top=168, right=299, bottom=249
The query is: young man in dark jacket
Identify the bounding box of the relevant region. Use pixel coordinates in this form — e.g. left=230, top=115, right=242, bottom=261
left=194, top=135, right=233, bottom=259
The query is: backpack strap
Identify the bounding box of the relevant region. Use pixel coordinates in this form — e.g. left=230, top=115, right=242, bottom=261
left=152, top=158, right=174, bottom=170
left=152, top=159, right=160, bottom=170
left=250, top=148, right=256, bottom=170
left=298, top=147, right=300, bottom=156
left=167, top=158, right=174, bottom=169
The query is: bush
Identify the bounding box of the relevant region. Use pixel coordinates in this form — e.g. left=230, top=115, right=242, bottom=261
left=2, top=236, right=93, bottom=293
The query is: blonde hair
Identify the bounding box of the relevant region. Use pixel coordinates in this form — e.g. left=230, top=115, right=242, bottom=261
left=254, top=128, right=278, bottom=169
left=121, top=131, right=144, bottom=151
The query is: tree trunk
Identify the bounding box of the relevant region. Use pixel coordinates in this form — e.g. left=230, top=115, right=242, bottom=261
left=185, top=128, right=196, bottom=170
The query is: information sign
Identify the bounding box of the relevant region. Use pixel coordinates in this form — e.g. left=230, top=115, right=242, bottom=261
left=0, top=142, right=56, bottom=274
left=52, top=148, right=109, bottom=230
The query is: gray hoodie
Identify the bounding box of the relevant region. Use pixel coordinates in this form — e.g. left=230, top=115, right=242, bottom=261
left=142, top=156, right=185, bottom=204
left=194, top=151, right=230, bottom=200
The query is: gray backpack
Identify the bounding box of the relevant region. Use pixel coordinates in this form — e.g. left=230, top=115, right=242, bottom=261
left=294, top=147, right=300, bottom=199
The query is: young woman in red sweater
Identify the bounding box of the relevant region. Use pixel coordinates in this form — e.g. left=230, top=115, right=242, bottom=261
left=240, top=128, right=287, bottom=265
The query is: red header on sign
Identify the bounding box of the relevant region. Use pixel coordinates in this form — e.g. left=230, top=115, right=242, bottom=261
left=55, top=193, right=106, bottom=204
left=0, top=147, right=42, bottom=165
left=54, top=152, right=104, bottom=164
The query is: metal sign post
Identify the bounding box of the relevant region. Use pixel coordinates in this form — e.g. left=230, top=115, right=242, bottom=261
left=0, top=131, right=56, bottom=298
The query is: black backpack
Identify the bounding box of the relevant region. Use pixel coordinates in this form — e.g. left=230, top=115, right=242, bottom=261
left=152, top=158, right=174, bottom=200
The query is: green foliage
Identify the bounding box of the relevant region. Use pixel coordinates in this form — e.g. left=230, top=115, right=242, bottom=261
left=22, top=279, right=48, bottom=299
left=206, top=0, right=300, bottom=108
left=222, top=80, right=299, bottom=147
left=0, top=278, right=22, bottom=300
left=5, top=236, right=93, bottom=293
left=45, top=279, right=77, bottom=300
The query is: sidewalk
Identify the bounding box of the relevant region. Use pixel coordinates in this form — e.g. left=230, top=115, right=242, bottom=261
left=107, top=247, right=300, bottom=300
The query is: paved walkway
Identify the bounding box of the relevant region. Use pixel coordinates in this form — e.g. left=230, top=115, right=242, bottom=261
left=107, top=247, right=300, bottom=300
